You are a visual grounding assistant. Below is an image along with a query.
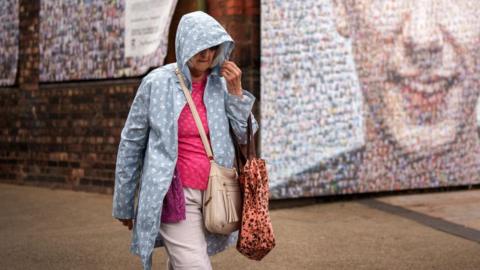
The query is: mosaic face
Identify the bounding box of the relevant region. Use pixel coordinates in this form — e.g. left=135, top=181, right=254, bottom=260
left=262, top=0, right=480, bottom=198
left=336, top=0, right=480, bottom=157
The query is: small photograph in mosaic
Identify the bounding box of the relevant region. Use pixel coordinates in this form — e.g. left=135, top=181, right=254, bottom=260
left=0, top=0, right=19, bottom=86
left=261, top=0, right=480, bottom=199
left=39, top=0, right=177, bottom=82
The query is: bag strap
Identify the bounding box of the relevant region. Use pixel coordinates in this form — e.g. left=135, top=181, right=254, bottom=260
left=230, top=124, right=246, bottom=172
left=175, top=68, right=214, bottom=160
left=231, top=114, right=256, bottom=168
left=246, top=115, right=255, bottom=159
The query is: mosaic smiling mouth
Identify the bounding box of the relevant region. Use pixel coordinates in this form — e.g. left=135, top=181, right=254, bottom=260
left=402, top=77, right=455, bottom=110
left=387, top=70, right=459, bottom=124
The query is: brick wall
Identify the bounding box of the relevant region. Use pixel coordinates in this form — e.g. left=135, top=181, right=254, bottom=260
left=1, top=81, right=138, bottom=193
left=0, top=0, right=260, bottom=193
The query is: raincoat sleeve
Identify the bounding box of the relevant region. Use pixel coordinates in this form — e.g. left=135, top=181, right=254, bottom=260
left=112, top=79, right=151, bottom=219
left=224, top=85, right=258, bottom=144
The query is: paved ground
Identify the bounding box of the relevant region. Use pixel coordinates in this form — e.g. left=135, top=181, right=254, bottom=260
left=1, top=183, right=480, bottom=270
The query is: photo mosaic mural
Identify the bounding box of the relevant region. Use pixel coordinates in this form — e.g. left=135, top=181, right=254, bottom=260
left=39, top=0, right=177, bottom=82
left=261, top=0, right=480, bottom=199
left=0, top=0, right=19, bottom=86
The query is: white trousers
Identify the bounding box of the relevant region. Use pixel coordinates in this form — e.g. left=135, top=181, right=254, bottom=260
left=159, top=187, right=212, bottom=270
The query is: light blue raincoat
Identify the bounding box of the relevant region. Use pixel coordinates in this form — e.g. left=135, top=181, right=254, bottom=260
left=112, top=11, right=257, bottom=269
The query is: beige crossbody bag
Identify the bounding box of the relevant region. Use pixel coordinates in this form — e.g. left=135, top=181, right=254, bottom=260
left=175, top=68, right=242, bottom=235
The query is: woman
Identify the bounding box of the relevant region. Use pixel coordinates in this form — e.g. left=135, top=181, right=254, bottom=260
left=112, top=11, right=257, bottom=270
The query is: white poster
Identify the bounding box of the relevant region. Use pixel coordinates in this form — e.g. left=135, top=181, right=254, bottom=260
left=125, top=0, right=177, bottom=57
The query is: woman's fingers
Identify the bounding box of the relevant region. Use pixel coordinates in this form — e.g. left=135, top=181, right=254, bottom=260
left=222, top=61, right=241, bottom=77
left=221, top=62, right=241, bottom=82
left=221, top=61, right=243, bottom=95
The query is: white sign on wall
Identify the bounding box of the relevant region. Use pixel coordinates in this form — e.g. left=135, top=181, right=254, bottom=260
left=125, top=0, right=177, bottom=57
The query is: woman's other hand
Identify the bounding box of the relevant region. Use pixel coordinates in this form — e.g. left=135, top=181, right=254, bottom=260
left=220, top=61, right=243, bottom=96
left=118, top=218, right=134, bottom=230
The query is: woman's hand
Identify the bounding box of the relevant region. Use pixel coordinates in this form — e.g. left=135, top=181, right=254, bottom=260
left=220, top=61, right=243, bottom=96
left=118, top=218, right=134, bottom=230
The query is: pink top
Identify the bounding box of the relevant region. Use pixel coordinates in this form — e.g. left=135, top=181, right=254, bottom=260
left=176, top=75, right=211, bottom=190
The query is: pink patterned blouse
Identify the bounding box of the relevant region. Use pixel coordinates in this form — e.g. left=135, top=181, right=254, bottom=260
left=176, top=75, right=211, bottom=190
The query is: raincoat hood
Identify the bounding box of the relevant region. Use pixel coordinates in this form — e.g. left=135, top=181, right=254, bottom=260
left=175, top=11, right=234, bottom=82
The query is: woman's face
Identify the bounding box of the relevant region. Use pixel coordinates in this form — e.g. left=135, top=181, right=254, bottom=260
left=188, top=46, right=219, bottom=76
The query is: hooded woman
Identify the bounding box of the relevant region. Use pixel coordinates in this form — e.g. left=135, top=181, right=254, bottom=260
left=112, top=11, right=257, bottom=270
